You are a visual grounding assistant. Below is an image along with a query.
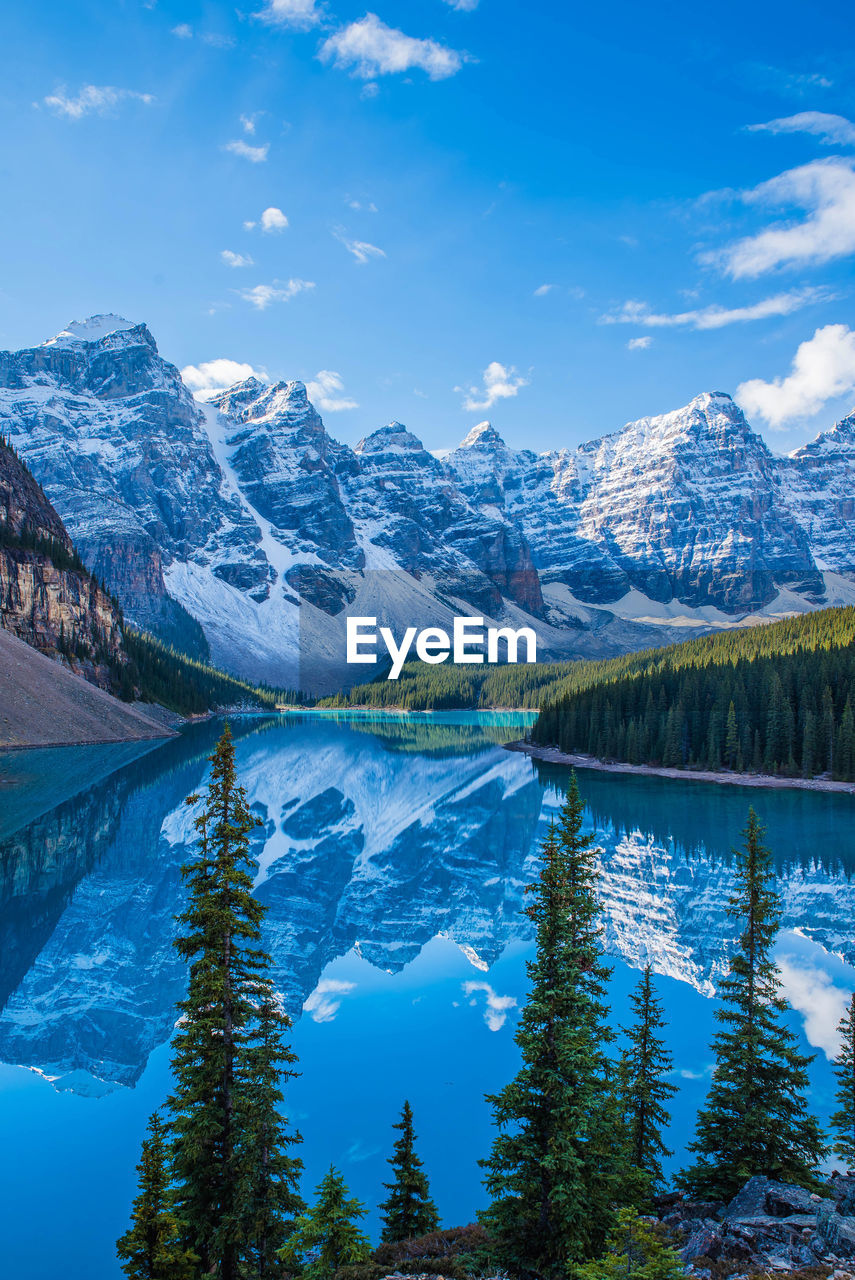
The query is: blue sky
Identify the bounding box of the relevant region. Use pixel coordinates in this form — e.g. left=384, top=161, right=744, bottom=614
left=1, top=0, right=854, bottom=452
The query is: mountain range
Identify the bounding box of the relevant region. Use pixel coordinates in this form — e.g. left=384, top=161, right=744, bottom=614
left=2, top=315, right=854, bottom=691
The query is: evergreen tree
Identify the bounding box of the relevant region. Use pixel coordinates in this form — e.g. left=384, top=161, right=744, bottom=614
left=167, top=725, right=303, bottom=1280
left=480, top=775, right=623, bottom=1277
left=831, top=994, right=855, bottom=1171
left=116, top=1112, right=196, bottom=1280
left=238, top=993, right=305, bottom=1278
left=577, top=1209, right=684, bottom=1280
left=279, top=1167, right=372, bottom=1280
left=379, top=1100, right=439, bottom=1243
left=724, top=701, right=739, bottom=769
left=680, top=809, right=826, bottom=1200
left=619, top=965, right=677, bottom=1192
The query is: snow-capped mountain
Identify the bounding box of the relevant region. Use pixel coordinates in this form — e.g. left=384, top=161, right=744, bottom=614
left=1, top=316, right=853, bottom=689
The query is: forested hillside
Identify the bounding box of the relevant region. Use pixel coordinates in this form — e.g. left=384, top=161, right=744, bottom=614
left=320, top=659, right=574, bottom=710
left=532, top=607, right=855, bottom=781
left=120, top=629, right=304, bottom=716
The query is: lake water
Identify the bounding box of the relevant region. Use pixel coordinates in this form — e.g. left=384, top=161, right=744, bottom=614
left=1, top=710, right=855, bottom=1280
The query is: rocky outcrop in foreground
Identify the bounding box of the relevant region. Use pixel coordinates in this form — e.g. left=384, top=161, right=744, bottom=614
left=664, top=1174, right=855, bottom=1276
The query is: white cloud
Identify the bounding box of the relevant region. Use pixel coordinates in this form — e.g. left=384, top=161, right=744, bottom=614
left=171, top=23, right=193, bottom=38
left=239, top=279, right=316, bottom=309
left=533, top=283, right=554, bottom=296
left=306, top=370, right=358, bottom=411
left=303, top=978, right=356, bottom=1023
left=334, top=229, right=386, bottom=264
left=319, top=13, right=464, bottom=81
left=777, top=954, right=852, bottom=1058
left=223, top=139, right=269, bottom=163
left=747, top=111, right=855, bottom=148
left=255, top=0, right=324, bottom=27
left=261, top=206, right=289, bottom=233
left=749, top=64, right=834, bottom=98
left=221, top=250, right=254, bottom=268
left=181, top=358, right=267, bottom=400
left=458, top=361, right=529, bottom=412
left=444, top=0, right=479, bottom=8
left=346, top=197, right=378, bottom=212
left=43, top=85, right=155, bottom=119
left=603, top=287, right=826, bottom=331
left=360, top=82, right=380, bottom=100
left=736, top=323, right=855, bottom=428
left=243, top=220, right=257, bottom=231
left=462, top=981, right=517, bottom=1032
left=709, top=159, right=855, bottom=278
left=627, top=336, right=653, bottom=350
left=240, top=112, right=261, bottom=135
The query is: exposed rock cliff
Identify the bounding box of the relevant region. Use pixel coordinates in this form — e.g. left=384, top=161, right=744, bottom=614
left=0, top=438, right=127, bottom=689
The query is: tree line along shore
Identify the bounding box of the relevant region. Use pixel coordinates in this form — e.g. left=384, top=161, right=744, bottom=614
left=324, top=607, right=855, bottom=785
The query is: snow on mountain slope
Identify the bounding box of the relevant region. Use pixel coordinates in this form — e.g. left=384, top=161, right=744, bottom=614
left=1, top=318, right=853, bottom=689
left=448, top=392, right=826, bottom=613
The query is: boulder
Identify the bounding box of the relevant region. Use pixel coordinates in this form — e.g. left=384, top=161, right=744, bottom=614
left=682, top=1226, right=724, bottom=1262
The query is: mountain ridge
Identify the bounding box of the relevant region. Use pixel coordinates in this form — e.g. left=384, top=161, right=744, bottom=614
left=1, top=316, right=853, bottom=691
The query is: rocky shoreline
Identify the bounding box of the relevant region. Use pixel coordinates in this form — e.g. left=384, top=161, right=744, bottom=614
left=506, top=740, right=855, bottom=795
left=662, top=1174, right=855, bottom=1277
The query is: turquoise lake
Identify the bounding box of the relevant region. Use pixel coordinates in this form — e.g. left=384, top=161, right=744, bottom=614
left=1, top=710, right=855, bottom=1280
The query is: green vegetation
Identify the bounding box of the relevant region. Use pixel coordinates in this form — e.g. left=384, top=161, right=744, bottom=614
left=323, top=611, right=855, bottom=782
left=618, top=965, right=676, bottom=1193
left=379, top=1101, right=439, bottom=1243
left=117, top=726, right=305, bottom=1280
left=281, top=1167, right=372, bottom=1280
left=116, top=1112, right=196, bottom=1280
left=831, top=995, right=855, bottom=1171
left=479, top=775, right=630, bottom=1275
left=319, top=659, right=577, bottom=711
left=121, top=627, right=304, bottom=716
left=534, top=607, right=855, bottom=781
left=578, top=1209, right=685, bottom=1280
left=679, top=810, right=826, bottom=1200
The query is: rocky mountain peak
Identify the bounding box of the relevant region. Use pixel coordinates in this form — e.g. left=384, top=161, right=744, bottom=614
left=42, top=315, right=139, bottom=347
left=458, top=420, right=507, bottom=450
left=790, top=408, right=855, bottom=458
left=355, top=422, right=426, bottom=455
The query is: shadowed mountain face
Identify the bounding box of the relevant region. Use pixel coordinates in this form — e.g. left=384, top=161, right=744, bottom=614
left=1, top=713, right=854, bottom=1094
left=2, top=320, right=854, bottom=688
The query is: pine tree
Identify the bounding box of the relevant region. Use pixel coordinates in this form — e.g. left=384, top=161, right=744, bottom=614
left=238, top=993, right=305, bottom=1278
left=578, top=1208, right=684, bottom=1280
left=724, top=701, right=739, bottom=769
left=680, top=809, right=826, bottom=1200
left=167, top=725, right=303, bottom=1280
left=480, top=775, right=623, bottom=1277
left=279, top=1167, right=372, bottom=1280
left=831, top=994, right=855, bottom=1171
left=379, top=1100, right=439, bottom=1243
left=619, top=965, right=677, bottom=1192
left=116, top=1112, right=196, bottom=1280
